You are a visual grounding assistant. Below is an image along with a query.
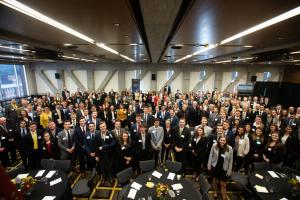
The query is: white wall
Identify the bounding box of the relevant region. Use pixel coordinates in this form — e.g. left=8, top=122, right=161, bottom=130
left=105, top=71, right=119, bottom=92
left=171, top=72, right=183, bottom=92
left=35, top=71, right=53, bottom=94
left=73, top=70, right=87, bottom=89
left=141, top=71, right=151, bottom=92
left=125, top=70, right=135, bottom=90
left=189, top=72, right=200, bottom=91
left=203, top=72, right=215, bottom=92
left=94, top=70, right=108, bottom=90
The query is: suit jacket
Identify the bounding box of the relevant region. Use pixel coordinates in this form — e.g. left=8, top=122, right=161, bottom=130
left=142, top=113, right=154, bottom=128
left=169, top=115, right=179, bottom=128
left=191, top=136, right=208, bottom=159
left=95, top=131, right=116, bottom=157
left=84, top=130, right=99, bottom=154
left=87, top=118, right=101, bottom=130
left=41, top=140, right=59, bottom=159
left=224, top=129, right=235, bottom=147
left=23, top=131, right=43, bottom=156
left=130, top=123, right=141, bottom=139
left=52, top=109, right=65, bottom=125
left=283, top=134, right=298, bottom=159
left=148, top=126, right=164, bottom=149
left=157, top=111, right=170, bottom=127
left=255, top=111, right=268, bottom=125
left=16, top=127, right=29, bottom=152
left=76, top=109, right=85, bottom=119
left=208, top=143, right=233, bottom=174
left=57, top=129, right=75, bottom=159
left=172, top=126, right=191, bottom=150
left=208, top=113, right=220, bottom=128
left=111, top=128, right=125, bottom=144
left=133, top=132, right=152, bottom=155
left=188, top=106, right=200, bottom=127
left=73, top=126, right=88, bottom=149
left=5, top=104, right=19, bottom=126
left=65, top=109, right=74, bottom=120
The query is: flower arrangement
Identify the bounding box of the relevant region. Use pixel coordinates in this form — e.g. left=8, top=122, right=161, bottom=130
left=288, top=178, right=300, bottom=190
left=156, top=183, right=170, bottom=199
left=11, top=176, right=38, bottom=195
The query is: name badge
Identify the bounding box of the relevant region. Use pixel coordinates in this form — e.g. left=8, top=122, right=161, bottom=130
left=215, top=118, right=218, bottom=121
left=38, top=136, right=42, bottom=139
left=189, top=143, right=192, bottom=147
left=54, top=113, right=58, bottom=115
left=221, top=154, right=225, bottom=158
left=9, top=129, right=12, bottom=132
left=252, top=128, right=255, bottom=131
left=105, top=136, right=109, bottom=139
left=256, top=141, right=261, bottom=145
left=152, top=131, right=156, bottom=134
left=138, top=139, right=142, bottom=142
left=1, top=137, right=5, bottom=140
left=43, top=147, right=46, bottom=150
left=169, top=135, right=172, bottom=138
left=11, top=109, right=14, bottom=111
left=213, top=140, right=217, bottom=143
left=292, top=123, right=296, bottom=126
left=68, top=113, right=71, bottom=115
left=239, top=140, right=243, bottom=145
left=268, top=147, right=272, bottom=151
left=56, top=135, right=59, bottom=138
left=194, top=138, right=196, bottom=141
left=121, top=146, right=125, bottom=150
left=181, top=135, right=185, bottom=138
left=134, top=130, right=137, bottom=132
left=87, top=136, right=91, bottom=139
left=63, top=137, right=67, bottom=141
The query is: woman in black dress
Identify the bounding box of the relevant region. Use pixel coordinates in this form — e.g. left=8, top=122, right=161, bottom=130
left=208, top=135, right=233, bottom=200
left=161, top=119, right=173, bottom=164
left=263, top=132, right=285, bottom=166
left=41, top=131, right=59, bottom=159
left=191, top=126, right=207, bottom=181
left=118, top=132, right=134, bottom=171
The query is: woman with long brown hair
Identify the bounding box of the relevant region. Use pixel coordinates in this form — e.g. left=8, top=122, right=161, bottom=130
left=262, top=132, right=285, bottom=166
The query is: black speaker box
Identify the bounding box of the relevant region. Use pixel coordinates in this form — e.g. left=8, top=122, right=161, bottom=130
left=151, top=74, right=156, bottom=80
left=55, top=73, right=60, bottom=79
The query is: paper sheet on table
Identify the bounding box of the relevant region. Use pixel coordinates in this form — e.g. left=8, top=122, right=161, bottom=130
left=152, top=171, right=162, bottom=179
left=255, top=173, right=263, bottom=179
left=296, top=175, right=300, bottom=182
left=167, top=172, right=175, bottom=180
left=171, top=183, right=183, bottom=190
left=42, top=196, right=56, bottom=200
left=45, top=171, right=56, bottom=178
left=127, top=188, right=137, bottom=199
left=17, top=173, right=29, bottom=179
left=50, top=178, right=62, bottom=186
left=131, top=181, right=142, bottom=190
left=254, top=185, right=268, bottom=193
left=35, top=170, right=46, bottom=177
left=268, top=171, right=279, bottom=178
left=279, top=198, right=288, bottom=200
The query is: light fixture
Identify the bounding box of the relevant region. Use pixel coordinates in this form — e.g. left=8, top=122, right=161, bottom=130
left=123, top=35, right=129, bottom=38
left=233, top=57, right=253, bottom=61
left=113, top=23, right=120, bottom=27
left=129, top=43, right=138, bottom=46
left=143, top=58, right=147, bottom=61
left=220, top=6, right=300, bottom=44
left=290, top=50, right=300, bottom=54
left=215, top=59, right=232, bottom=64
left=0, top=54, right=27, bottom=59
left=0, top=44, right=30, bottom=52
left=0, top=0, right=136, bottom=62
left=243, top=45, right=254, bottom=48
left=175, top=6, right=300, bottom=63
left=120, top=54, right=135, bottom=62
left=62, top=55, right=96, bottom=62
left=63, top=43, right=73, bottom=46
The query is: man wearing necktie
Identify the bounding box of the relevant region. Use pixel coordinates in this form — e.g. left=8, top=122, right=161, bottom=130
left=134, top=124, right=151, bottom=166
left=84, top=122, right=99, bottom=170
left=148, top=118, right=164, bottom=167
left=24, top=122, right=42, bottom=170
left=173, top=118, right=191, bottom=175
left=74, top=117, right=88, bottom=171
left=16, top=120, right=28, bottom=170
left=58, top=120, right=75, bottom=161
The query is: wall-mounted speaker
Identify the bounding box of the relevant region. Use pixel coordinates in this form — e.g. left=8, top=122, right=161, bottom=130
left=55, top=73, right=60, bottom=79
left=151, top=74, right=156, bottom=81
left=251, top=75, right=257, bottom=82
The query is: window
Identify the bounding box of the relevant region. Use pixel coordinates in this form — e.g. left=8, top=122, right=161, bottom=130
left=0, top=64, right=29, bottom=100
left=167, top=70, right=174, bottom=80
left=263, top=72, right=272, bottom=82
left=199, top=69, right=206, bottom=81
left=231, top=71, right=239, bottom=82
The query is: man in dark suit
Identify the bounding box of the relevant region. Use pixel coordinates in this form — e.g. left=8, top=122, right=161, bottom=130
left=223, top=120, right=235, bottom=148
left=188, top=101, right=200, bottom=127
left=157, top=105, right=170, bottom=128
left=208, top=107, right=220, bottom=128
left=0, top=117, right=16, bottom=164
left=74, top=117, right=88, bottom=171
left=16, top=120, right=29, bottom=170
left=57, top=120, right=76, bottom=161
left=106, top=105, right=117, bottom=130
left=173, top=118, right=191, bottom=174
left=4, top=99, right=19, bottom=127
left=24, top=122, right=43, bottom=170
left=0, top=117, right=9, bottom=167
left=131, top=114, right=143, bottom=139
left=46, top=121, right=62, bottom=147
left=169, top=109, right=179, bottom=128
left=87, top=111, right=101, bottom=130
left=95, top=121, right=116, bottom=182
left=142, top=107, right=154, bottom=129
left=76, top=102, right=85, bottom=119
left=255, top=105, right=268, bottom=126
left=65, top=104, right=75, bottom=120
left=84, top=122, right=99, bottom=170
left=111, top=120, right=125, bottom=144
left=133, top=124, right=151, bottom=162
left=52, top=104, right=65, bottom=129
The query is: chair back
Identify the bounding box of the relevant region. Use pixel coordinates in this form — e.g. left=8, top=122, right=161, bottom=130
left=198, top=174, right=210, bottom=194
left=40, top=159, right=55, bottom=170
left=117, top=167, right=133, bottom=186
left=54, top=160, right=71, bottom=173
left=139, top=160, right=155, bottom=173
left=165, top=160, right=182, bottom=173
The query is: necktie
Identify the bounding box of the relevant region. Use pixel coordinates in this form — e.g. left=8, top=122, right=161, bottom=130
left=22, top=128, right=25, bottom=137
left=137, top=124, right=140, bottom=133
left=145, top=115, right=147, bottom=124
left=180, top=128, right=183, bottom=135
left=67, top=131, right=72, bottom=148
left=91, top=133, right=94, bottom=141
left=171, top=117, right=173, bottom=124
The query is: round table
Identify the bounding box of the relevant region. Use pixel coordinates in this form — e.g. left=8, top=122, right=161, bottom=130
left=125, top=170, right=199, bottom=200
left=25, top=170, right=71, bottom=200
left=249, top=169, right=300, bottom=200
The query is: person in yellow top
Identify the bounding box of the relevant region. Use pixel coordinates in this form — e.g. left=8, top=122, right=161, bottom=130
left=40, top=106, right=52, bottom=129
left=117, top=104, right=127, bottom=128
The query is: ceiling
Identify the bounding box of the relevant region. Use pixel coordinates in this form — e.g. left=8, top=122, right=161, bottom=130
left=0, top=0, right=300, bottom=65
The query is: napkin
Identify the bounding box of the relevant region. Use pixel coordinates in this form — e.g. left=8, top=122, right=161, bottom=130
left=152, top=171, right=162, bottom=179
left=45, top=171, right=56, bottom=178
left=131, top=182, right=142, bottom=190
left=171, top=183, right=183, bottom=190
left=17, top=173, right=29, bottom=179
left=42, top=196, right=56, bottom=200
left=255, top=173, right=263, bottom=179
left=167, top=172, right=175, bottom=180
left=50, top=178, right=62, bottom=186
left=296, top=175, right=300, bottom=182
left=127, top=188, right=137, bottom=199
left=267, top=171, right=279, bottom=178
left=279, top=198, right=288, bottom=200
left=254, top=185, right=268, bottom=193
left=35, top=170, right=46, bottom=177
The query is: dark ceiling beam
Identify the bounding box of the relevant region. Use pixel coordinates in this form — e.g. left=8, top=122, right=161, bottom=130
left=127, top=0, right=152, bottom=62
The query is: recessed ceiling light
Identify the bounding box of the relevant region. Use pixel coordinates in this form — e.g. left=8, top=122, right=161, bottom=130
left=290, top=51, right=300, bottom=54
left=113, top=23, right=120, bottom=27
left=215, top=59, right=232, bottom=64
left=243, top=45, right=253, bottom=48
left=63, top=43, right=72, bottom=46
left=143, top=58, right=147, bottom=61
left=123, top=35, right=129, bottom=38
left=139, top=53, right=144, bottom=56
left=0, top=44, right=30, bottom=52
left=193, top=59, right=197, bottom=61
left=122, top=60, right=126, bottom=62
left=129, top=43, right=138, bottom=46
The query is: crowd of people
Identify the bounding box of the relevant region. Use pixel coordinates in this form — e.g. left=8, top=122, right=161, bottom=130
left=1, top=88, right=300, bottom=199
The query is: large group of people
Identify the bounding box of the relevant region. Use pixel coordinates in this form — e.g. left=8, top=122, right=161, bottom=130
left=1, top=88, right=300, bottom=199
